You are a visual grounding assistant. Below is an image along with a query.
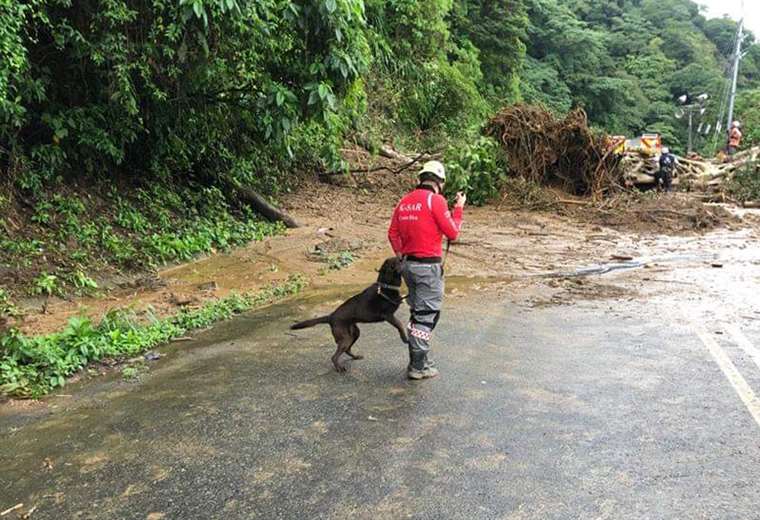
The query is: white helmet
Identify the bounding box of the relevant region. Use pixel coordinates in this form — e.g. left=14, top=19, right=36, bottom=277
left=732, top=121, right=741, bottom=128
left=419, top=160, right=446, bottom=182
left=662, top=147, right=670, bottom=154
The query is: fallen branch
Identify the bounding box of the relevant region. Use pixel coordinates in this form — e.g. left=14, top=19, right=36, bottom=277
left=557, top=199, right=591, bottom=206
left=356, top=136, right=412, bottom=162
left=346, top=153, right=427, bottom=176
left=230, top=185, right=300, bottom=229
left=1, top=504, right=23, bottom=517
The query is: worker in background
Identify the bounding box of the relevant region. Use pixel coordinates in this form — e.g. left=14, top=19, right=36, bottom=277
left=656, top=147, right=677, bottom=192
left=727, top=121, right=743, bottom=156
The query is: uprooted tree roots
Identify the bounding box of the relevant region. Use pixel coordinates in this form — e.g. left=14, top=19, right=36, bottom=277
left=485, top=105, right=622, bottom=199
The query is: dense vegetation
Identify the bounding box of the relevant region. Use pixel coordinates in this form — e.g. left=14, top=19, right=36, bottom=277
left=4, top=1, right=755, bottom=179
left=2, top=0, right=758, bottom=192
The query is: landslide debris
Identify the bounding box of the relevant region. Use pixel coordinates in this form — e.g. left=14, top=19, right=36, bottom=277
left=485, top=104, right=622, bottom=198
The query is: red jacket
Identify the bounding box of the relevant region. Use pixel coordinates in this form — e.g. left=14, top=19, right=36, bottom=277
left=388, top=187, right=463, bottom=258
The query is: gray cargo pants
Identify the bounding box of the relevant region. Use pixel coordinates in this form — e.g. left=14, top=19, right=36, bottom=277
left=402, top=261, right=444, bottom=370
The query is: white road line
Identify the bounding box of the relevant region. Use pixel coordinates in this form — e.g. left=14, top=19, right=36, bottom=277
left=689, top=320, right=760, bottom=429
left=725, top=324, right=760, bottom=372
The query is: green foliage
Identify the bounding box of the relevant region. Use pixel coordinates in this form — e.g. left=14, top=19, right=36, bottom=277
left=31, top=273, right=60, bottom=297
left=0, top=289, right=20, bottom=319
left=0, top=183, right=285, bottom=296
left=734, top=89, right=760, bottom=147
left=325, top=251, right=356, bottom=271
left=1, top=0, right=370, bottom=187
left=397, top=59, right=487, bottom=137
left=449, top=0, right=528, bottom=102
left=444, top=137, right=507, bottom=205
left=366, top=0, right=454, bottom=68
left=3, top=0, right=760, bottom=191
left=71, top=271, right=99, bottom=294
left=727, top=161, right=760, bottom=203
left=521, top=0, right=760, bottom=154
left=0, top=274, right=306, bottom=397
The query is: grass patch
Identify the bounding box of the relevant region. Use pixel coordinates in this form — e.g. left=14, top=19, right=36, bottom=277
left=0, top=274, right=306, bottom=398
left=0, top=289, right=20, bottom=320
left=0, top=183, right=285, bottom=297
left=325, top=251, right=356, bottom=271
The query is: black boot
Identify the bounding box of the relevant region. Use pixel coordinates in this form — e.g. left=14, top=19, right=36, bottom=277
left=407, top=349, right=438, bottom=380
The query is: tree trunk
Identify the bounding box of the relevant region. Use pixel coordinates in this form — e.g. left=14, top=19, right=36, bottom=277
left=233, top=185, right=300, bottom=229
left=356, top=136, right=413, bottom=162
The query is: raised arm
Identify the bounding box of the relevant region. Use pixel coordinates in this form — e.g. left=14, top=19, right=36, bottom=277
left=431, top=194, right=463, bottom=241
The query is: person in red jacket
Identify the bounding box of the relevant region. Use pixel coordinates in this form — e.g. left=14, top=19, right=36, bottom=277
left=388, top=160, right=465, bottom=380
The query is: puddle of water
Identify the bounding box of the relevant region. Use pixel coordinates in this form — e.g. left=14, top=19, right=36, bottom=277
left=534, top=251, right=719, bottom=279
left=162, top=251, right=283, bottom=290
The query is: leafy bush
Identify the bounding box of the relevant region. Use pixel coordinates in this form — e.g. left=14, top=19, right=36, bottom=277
left=443, top=136, right=507, bottom=205
left=31, top=273, right=60, bottom=297
left=326, top=251, right=356, bottom=271
left=0, top=274, right=306, bottom=397
left=0, top=289, right=20, bottom=319
left=0, top=182, right=286, bottom=296
left=727, top=160, right=760, bottom=203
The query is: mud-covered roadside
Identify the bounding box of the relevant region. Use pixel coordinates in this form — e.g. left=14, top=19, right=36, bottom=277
left=12, top=169, right=760, bottom=338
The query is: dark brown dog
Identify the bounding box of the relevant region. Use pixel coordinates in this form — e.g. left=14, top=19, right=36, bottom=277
left=290, top=257, right=408, bottom=372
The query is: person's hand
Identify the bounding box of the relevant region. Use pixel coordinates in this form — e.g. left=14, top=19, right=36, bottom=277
left=455, top=192, right=467, bottom=208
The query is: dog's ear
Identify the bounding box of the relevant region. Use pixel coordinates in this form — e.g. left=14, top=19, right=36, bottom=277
left=389, top=256, right=403, bottom=273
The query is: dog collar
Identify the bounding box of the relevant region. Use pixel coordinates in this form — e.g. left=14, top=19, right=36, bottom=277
left=377, top=282, right=402, bottom=291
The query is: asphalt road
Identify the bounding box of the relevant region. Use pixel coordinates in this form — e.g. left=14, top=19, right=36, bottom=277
left=2, top=268, right=760, bottom=519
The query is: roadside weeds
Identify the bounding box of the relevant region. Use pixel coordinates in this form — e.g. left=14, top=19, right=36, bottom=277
left=0, top=275, right=306, bottom=399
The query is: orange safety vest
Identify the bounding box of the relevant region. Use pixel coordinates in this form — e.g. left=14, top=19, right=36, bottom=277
left=729, top=128, right=742, bottom=148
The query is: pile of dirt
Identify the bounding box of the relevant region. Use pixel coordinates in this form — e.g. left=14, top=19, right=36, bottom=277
left=571, top=193, right=742, bottom=234
left=485, top=104, right=621, bottom=198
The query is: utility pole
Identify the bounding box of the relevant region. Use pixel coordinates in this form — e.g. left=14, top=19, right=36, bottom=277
left=726, top=16, right=744, bottom=133
left=688, top=108, right=693, bottom=154
left=677, top=94, right=708, bottom=155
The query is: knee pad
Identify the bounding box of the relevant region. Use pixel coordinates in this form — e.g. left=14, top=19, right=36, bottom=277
left=410, top=309, right=441, bottom=330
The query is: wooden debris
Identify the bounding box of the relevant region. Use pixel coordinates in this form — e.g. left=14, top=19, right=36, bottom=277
left=1, top=504, right=23, bottom=517
left=485, top=104, right=623, bottom=199
left=622, top=146, right=760, bottom=195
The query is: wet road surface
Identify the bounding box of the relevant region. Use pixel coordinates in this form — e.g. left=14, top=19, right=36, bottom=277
left=2, top=261, right=760, bottom=519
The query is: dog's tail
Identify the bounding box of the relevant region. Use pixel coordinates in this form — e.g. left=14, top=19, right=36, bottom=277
left=290, top=316, right=330, bottom=330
